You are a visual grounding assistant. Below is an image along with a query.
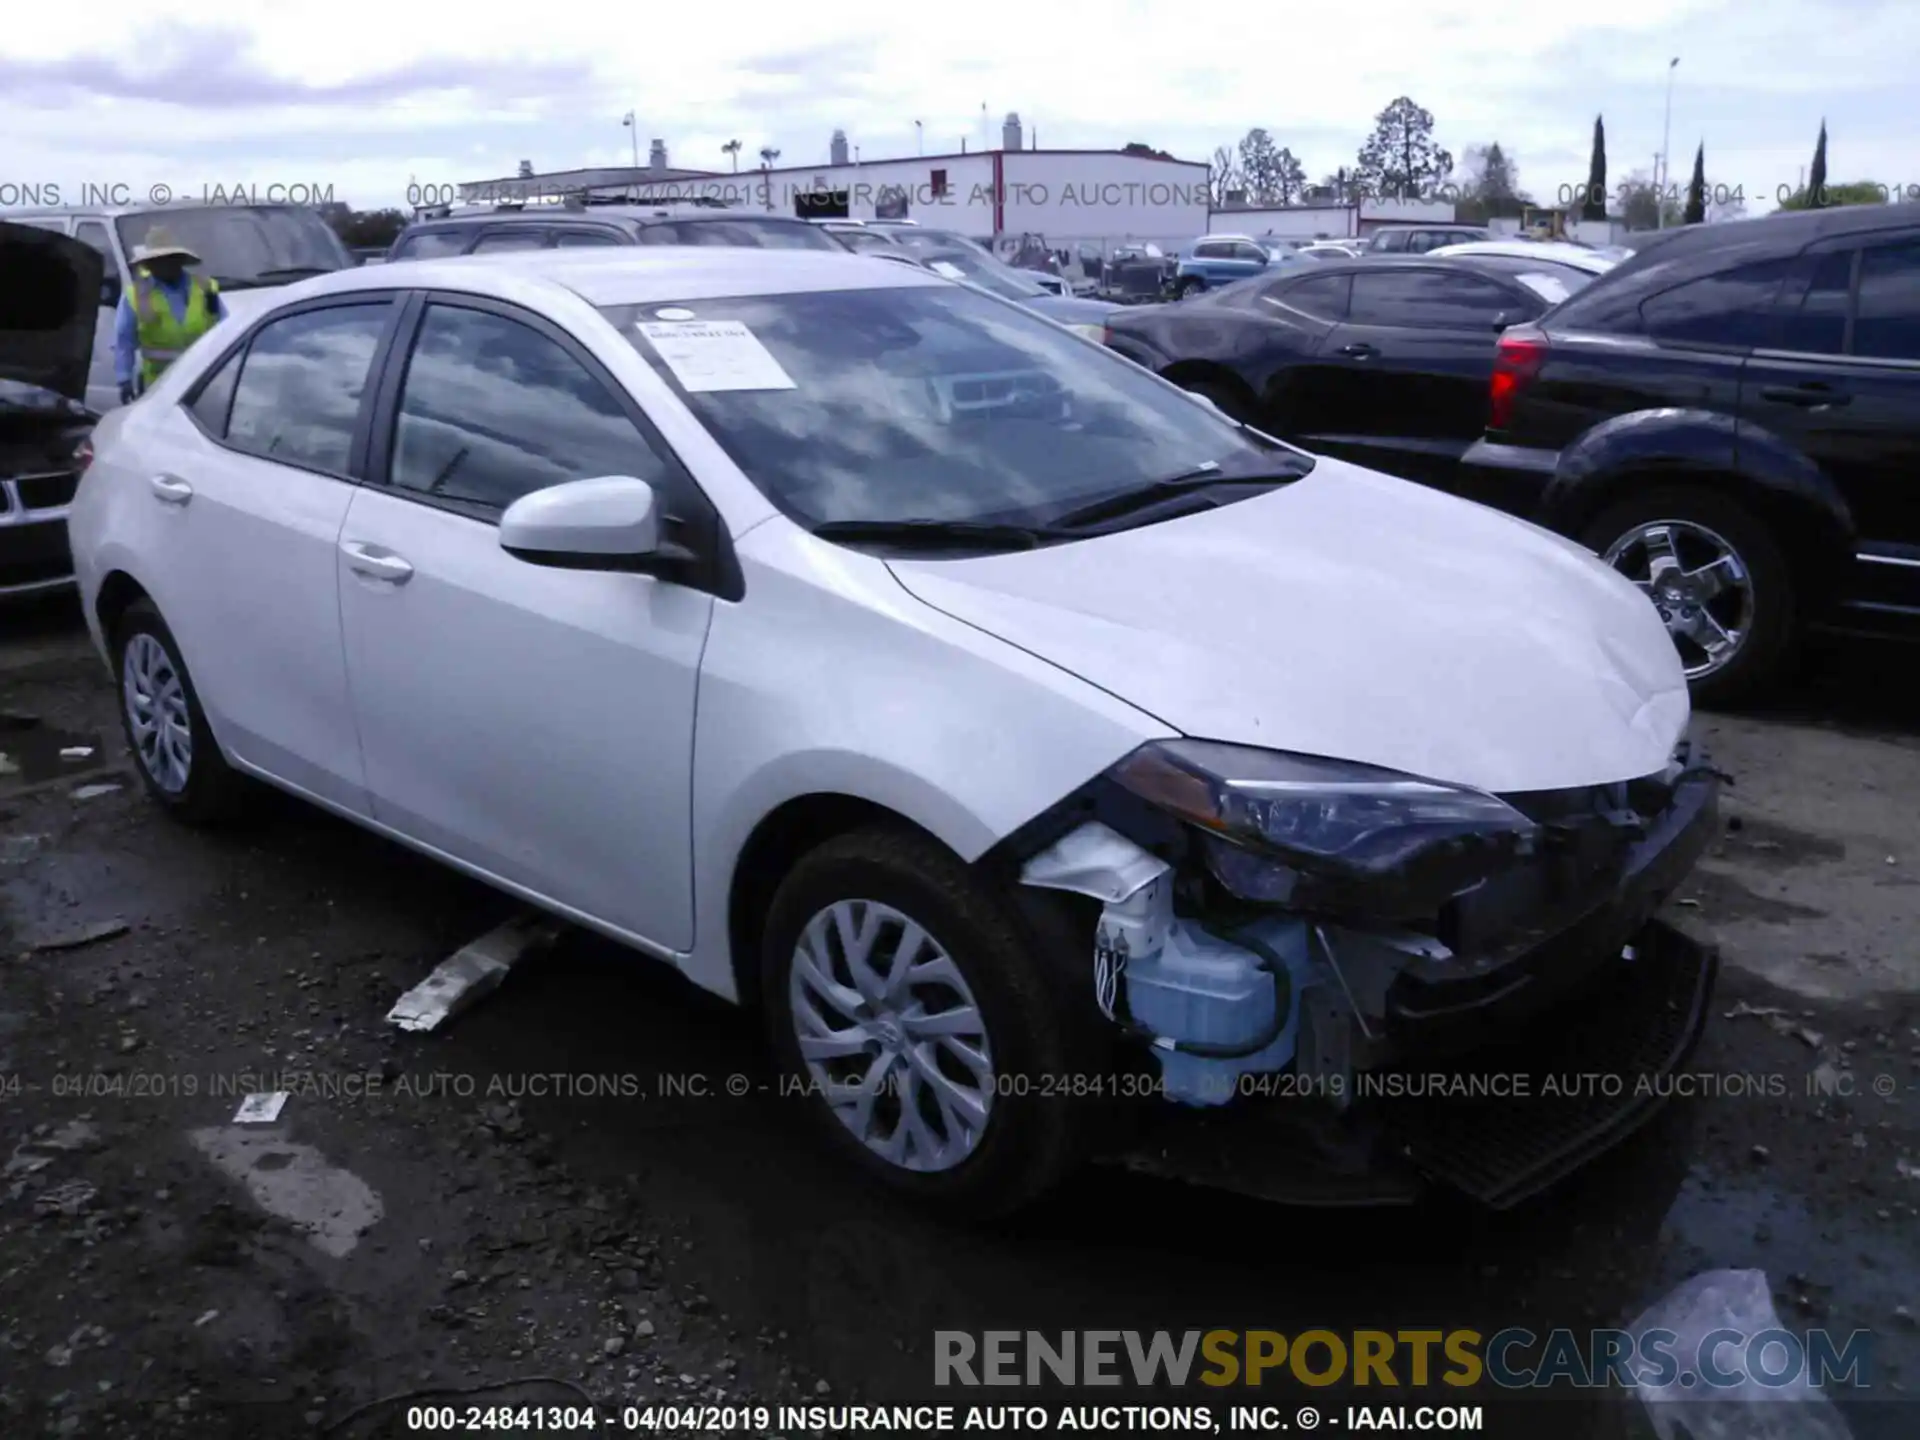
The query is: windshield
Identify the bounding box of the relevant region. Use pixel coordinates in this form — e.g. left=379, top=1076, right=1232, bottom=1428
left=668, top=218, right=844, bottom=250
left=605, top=285, right=1307, bottom=531
left=829, top=228, right=903, bottom=256
left=879, top=228, right=999, bottom=264
left=116, top=207, right=350, bottom=287
left=917, top=248, right=1046, bottom=301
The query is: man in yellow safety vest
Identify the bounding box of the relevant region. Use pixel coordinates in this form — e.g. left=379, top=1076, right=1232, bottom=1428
left=114, top=230, right=225, bottom=404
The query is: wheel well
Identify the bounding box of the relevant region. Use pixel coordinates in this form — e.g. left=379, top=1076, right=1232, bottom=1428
left=1159, top=362, right=1257, bottom=409
left=94, top=571, right=151, bottom=642
left=1565, top=467, right=1849, bottom=604
left=725, top=794, right=946, bottom=1008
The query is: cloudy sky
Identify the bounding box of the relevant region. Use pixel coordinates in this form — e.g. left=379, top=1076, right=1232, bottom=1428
left=6, top=0, right=1915, bottom=216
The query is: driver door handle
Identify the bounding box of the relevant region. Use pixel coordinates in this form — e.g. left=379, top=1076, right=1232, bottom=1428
left=149, top=473, right=193, bottom=505
left=1759, top=383, right=1850, bottom=409
left=341, top=541, right=414, bottom=585
left=1338, top=343, right=1379, bottom=359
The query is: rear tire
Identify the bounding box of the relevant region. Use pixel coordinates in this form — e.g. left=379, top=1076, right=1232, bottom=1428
left=761, top=825, right=1083, bottom=1218
left=1579, top=485, right=1797, bottom=708
left=113, top=599, right=251, bottom=824
left=1174, top=276, right=1204, bottom=299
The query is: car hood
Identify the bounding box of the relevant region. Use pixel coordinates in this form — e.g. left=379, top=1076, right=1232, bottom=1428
left=1024, top=294, right=1121, bottom=323
left=886, top=458, right=1690, bottom=794
left=0, top=221, right=104, bottom=402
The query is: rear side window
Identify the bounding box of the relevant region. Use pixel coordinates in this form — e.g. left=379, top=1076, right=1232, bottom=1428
left=1639, top=258, right=1797, bottom=350
left=1776, top=251, right=1852, bottom=355
left=391, top=230, right=469, bottom=260
left=1349, top=270, right=1519, bottom=329
left=1372, top=231, right=1408, bottom=252
left=1853, top=240, right=1920, bottom=361
left=553, top=229, right=624, bottom=248
left=187, top=347, right=241, bottom=437
left=669, top=219, right=843, bottom=250
left=1194, top=241, right=1231, bottom=259
left=224, top=303, right=391, bottom=474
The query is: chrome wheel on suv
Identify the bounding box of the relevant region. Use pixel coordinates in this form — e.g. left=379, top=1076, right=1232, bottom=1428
left=1602, top=518, right=1756, bottom=683
left=788, top=898, right=995, bottom=1173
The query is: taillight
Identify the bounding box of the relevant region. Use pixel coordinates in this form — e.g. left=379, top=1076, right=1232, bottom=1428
left=1488, top=327, right=1549, bottom=432
left=73, top=437, right=94, bottom=474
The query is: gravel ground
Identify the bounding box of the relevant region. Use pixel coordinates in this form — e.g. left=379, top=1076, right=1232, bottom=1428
left=2, top=599, right=1917, bottom=1440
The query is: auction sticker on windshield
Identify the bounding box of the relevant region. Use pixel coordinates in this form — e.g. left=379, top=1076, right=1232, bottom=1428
left=929, top=261, right=967, bottom=280
left=637, top=320, right=796, bottom=392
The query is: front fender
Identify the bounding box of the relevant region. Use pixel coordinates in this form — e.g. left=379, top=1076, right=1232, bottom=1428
left=1540, top=408, right=1855, bottom=561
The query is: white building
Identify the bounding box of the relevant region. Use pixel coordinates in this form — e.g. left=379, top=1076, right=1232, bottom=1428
left=1207, top=198, right=1459, bottom=240
left=471, top=118, right=1211, bottom=256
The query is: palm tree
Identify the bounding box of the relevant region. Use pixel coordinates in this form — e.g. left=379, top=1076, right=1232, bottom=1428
left=758, top=145, right=781, bottom=167
left=722, top=139, right=741, bottom=173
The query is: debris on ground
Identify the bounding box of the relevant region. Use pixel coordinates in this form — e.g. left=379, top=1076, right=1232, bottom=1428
left=0, top=833, right=50, bottom=863
left=386, top=914, right=561, bottom=1033
left=232, top=1091, right=290, bottom=1125
left=1724, top=999, right=1823, bottom=1048
left=59, top=746, right=94, bottom=760
left=32, top=1179, right=99, bottom=1218
left=23, top=918, right=131, bottom=954
left=71, top=783, right=122, bottom=801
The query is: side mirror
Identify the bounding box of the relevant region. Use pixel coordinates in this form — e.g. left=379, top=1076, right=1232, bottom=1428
left=101, top=274, right=122, bottom=309
left=499, top=476, right=665, bottom=571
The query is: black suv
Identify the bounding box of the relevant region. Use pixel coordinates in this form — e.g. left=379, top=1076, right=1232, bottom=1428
left=387, top=202, right=848, bottom=260
left=1461, top=203, right=1920, bottom=704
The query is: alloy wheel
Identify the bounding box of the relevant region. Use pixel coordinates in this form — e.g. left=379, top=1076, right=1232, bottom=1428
left=788, top=898, right=995, bottom=1173
left=123, top=632, right=193, bottom=793
left=1603, top=519, right=1756, bottom=682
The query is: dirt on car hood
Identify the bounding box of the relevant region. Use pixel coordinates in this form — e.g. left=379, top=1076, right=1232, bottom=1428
left=0, top=221, right=104, bottom=403
left=887, top=458, right=1691, bottom=795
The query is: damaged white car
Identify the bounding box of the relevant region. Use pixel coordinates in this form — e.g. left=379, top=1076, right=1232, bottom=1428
left=65, top=247, right=1720, bottom=1214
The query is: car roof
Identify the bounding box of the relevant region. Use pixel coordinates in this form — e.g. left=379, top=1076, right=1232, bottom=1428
left=1615, top=200, right=1920, bottom=260
left=403, top=204, right=805, bottom=230
left=1271, top=253, right=1540, bottom=282
left=263, top=246, right=943, bottom=309
left=1428, top=240, right=1611, bottom=269
left=8, top=202, right=322, bottom=221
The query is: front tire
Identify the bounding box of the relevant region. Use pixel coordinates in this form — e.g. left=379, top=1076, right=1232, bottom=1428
left=1174, top=276, right=1204, bottom=299
left=1580, top=485, right=1796, bottom=708
left=114, top=599, right=250, bottom=824
left=761, top=825, right=1082, bottom=1217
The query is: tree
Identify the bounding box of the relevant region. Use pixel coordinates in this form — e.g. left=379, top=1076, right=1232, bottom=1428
left=1273, top=147, right=1307, bottom=205
left=1237, top=128, right=1283, bottom=204
left=326, top=207, right=407, bottom=249
left=1807, top=120, right=1828, bottom=208
left=1209, top=145, right=1242, bottom=208
left=1455, top=142, right=1526, bottom=221
left=1121, top=142, right=1176, bottom=160
left=1582, top=116, right=1608, bottom=221
left=1683, top=144, right=1706, bottom=225
left=1777, top=180, right=1886, bottom=212
left=1616, top=170, right=1682, bottom=230
left=722, top=139, right=742, bottom=172
left=758, top=145, right=780, bottom=167
left=1354, top=96, right=1453, bottom=201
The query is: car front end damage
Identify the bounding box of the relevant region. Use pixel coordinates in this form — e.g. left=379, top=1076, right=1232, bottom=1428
left=1006, top=736, right=1721, bottom=1208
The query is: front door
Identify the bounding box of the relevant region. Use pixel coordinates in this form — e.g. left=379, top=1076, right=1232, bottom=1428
left=336, top=295, right=711, bottom=949
left=129, top=298, right=397, bottom=811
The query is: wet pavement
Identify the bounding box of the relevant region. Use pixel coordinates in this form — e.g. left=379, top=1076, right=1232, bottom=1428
left=1, top=595, right=1916, bottom=1439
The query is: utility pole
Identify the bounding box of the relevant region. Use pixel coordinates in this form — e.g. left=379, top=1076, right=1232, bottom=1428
left=914, top=120, right=923, bottom=156
left=1657, top=57, right=1678, bottom=229
left=621, top=111, right=639, bottom=172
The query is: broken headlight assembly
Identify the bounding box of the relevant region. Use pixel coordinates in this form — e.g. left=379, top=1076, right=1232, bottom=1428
left=1109, top=740, right=1542, bottom=922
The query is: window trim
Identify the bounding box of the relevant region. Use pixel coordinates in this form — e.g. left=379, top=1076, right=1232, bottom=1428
left=364, top=289, right=742, bottom=600
left=1846, top=234, right=1920, bottom=365
left=178, top=293, right=403, bottom=482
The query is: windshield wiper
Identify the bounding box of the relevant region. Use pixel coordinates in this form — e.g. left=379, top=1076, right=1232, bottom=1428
left=1048, top=460, right=1305, bottom=530
left=809, top=518, right=1073, bottom=551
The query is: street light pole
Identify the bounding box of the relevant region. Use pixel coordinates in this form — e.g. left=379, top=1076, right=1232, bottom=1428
left=914, top=120, right=923, bottom=156
left=1658, top=57, right=1678, bottom=229
left=622, top=111, right=639, bottom=171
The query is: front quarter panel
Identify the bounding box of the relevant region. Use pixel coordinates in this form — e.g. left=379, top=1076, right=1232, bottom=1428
left=683, top=521, right=1172, bottom=1001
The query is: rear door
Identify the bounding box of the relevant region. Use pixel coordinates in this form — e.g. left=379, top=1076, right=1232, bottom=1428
left=1742, top=232, right=1920, bottom=617
left=1250, top=270, right=1351, bottom=434
left=1301, top=266, right=1540, bottom=485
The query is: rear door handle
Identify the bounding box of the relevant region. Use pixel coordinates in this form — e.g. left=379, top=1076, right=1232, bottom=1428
left=149, top=473, right=193, bottom=505
left=340, top=541, right=414, bottom=585
left=1338, top=343, right=1379, bottom=359
left=1759, top=384, right=1851, bottom=409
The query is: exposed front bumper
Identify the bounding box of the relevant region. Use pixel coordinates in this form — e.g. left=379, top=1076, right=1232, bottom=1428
left=1104, top=764, right=1722, bottom=1209
left=0, top=475, right=78, bottom=598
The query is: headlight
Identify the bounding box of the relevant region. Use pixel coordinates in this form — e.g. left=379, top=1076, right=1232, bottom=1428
left=1109, top=740, right=1539, bottom=918
left=1065, top=323, right=1105, bottom=342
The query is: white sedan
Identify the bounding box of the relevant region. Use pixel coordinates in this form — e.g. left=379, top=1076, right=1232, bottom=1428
left=67, top=247, right=1719, bottom=1214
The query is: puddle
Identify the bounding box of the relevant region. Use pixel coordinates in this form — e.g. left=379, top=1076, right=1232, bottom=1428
left=187, top=1126, right=384, bottom=1258
left=0, top=719, right=107, bottom=788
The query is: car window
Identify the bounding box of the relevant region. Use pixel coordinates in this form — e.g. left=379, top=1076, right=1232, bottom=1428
left=72, top=221, right=113, bottom=258
left=1371, top=232, right=1407, bottom=252
left=1193, top=242, right=1230, bottom=260
left=224, top=304, right=391, bottom=474
left=187, top=345, right=242, bottom=438
left=1232, top=243, right=1268, bottom=264
left=389, top=304, right=671, bottom=512
left=1269, top=272, right=1351, bottom=321
left=605, top=285, right=1310, bottom=532
left=391, top=230, right=470, bottom=261
left=471, top=228, right=550, bottom=253
left=1776, top=250, right=1853, bottom=356
left=1852, top=240, right=1920, bottom=361
left=1461, top=254, right=1598, bottom=301
left=664, top=219, right=843, bottom=250
left=1349, top=270, right=1518, bottom=329
left=1639, top=258, right=1797, bottom=350
left=553, top=229, right=624, bottom=248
